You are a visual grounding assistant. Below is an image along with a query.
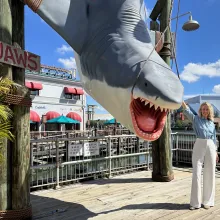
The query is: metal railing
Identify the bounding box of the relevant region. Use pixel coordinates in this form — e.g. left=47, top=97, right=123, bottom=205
left=30, top=135, right=151, bottom=190
left=30, top=132, right=220, bottom=190
left=30, top=129, right=133, bottom=140
left=171, top=132, right=220, bottom=165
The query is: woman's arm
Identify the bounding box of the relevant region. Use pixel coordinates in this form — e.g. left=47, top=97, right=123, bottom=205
left=181, top=101, right=195, bottom=123
left=182, top=101, right=188, bottom=110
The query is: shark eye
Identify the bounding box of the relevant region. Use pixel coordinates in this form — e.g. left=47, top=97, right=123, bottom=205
left=86, top=4, right=90, bottom=17
left=144, top=82, right=148, bottom=87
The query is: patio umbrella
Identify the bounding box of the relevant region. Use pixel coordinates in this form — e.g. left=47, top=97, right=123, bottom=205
left=104, top=118, right=120, bottom=125
left=46, top=115, right=80, bottom=124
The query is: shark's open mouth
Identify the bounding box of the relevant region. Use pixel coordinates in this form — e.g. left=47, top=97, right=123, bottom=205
left=130, top=96, right=168, bottom=141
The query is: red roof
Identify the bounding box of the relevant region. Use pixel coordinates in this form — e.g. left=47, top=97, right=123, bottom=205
left=30, top=110, right=41, bottom=122
left=64, top=87, right=84, bottom=95
left=46, top=111, right=60, bottom=120
left=66, top=112, right=82, bottom=122
left=25, top=82, right=43, bottom=90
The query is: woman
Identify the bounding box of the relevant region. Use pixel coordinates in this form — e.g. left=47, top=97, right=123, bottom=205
left=182, top=101, right=219, bottom=210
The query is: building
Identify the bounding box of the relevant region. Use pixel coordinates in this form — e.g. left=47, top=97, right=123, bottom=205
left=26, top=65, right=86, bottom=132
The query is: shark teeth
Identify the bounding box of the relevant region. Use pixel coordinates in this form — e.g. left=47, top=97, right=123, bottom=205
left=135, top=97, right=170, bottom=113
left=149, top=103, right=154, bottom=108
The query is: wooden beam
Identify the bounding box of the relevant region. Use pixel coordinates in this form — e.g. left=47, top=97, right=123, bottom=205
left=11, top=0, right=32, bottom=215
left=149, top=0, right=167, bottom=21
left=152, top=0, right=174, bottom=182
left=0, top=0, right=12, bottom=211
left=150, top=21, right=160, bottom=31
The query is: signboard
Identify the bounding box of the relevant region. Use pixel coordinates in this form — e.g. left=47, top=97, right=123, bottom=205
left=68, top=142, right=100, bottom=157
left=83, top=142, right=100, bottom=157
left=68, top=143, right=83, bottom=157
left=0, top=41, right=40, bottom=72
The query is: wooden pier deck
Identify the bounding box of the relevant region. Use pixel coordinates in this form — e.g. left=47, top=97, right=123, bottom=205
left=31, top=168, right=220, bottom=220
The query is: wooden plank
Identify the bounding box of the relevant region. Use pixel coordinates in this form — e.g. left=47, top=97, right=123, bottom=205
left=31, top=169, right=220, bottom=220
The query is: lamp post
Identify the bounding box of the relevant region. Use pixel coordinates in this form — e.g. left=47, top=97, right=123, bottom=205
left=150, top=0, right=200, bottom=182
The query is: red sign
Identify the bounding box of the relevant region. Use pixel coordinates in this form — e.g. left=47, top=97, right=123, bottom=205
left=0, top=41, right=40, bottom=72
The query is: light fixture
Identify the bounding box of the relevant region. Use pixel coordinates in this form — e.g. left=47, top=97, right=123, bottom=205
left=171, top=11, right=200, bottom=32
left=182, top=15, right=200, bottom=31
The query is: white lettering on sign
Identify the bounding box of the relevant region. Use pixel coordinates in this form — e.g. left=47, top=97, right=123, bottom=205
left=68, top=143, right=83, bottom=157
left=83, top=142, right=100, bottom=157
left=0, top=41, right=40, bottom=72
left=68, top=142, right=100, bottom=157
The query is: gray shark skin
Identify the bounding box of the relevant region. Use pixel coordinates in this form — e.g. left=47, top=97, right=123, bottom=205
left=25, top=0, right=184, bottom=141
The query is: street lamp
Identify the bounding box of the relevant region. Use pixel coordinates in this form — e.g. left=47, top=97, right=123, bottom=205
left=171, top=11, right=200, bottom=31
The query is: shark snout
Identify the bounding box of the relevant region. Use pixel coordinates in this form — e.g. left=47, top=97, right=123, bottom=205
left=135, top=59, right=184, bottom=110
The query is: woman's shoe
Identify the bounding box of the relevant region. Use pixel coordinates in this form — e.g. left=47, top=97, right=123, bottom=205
left=203, top=205, right=210, bottom=209
left=189, top=206, right=199, bottom=210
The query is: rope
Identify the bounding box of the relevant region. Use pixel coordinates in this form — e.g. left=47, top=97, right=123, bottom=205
left=24, top=0, right=43, bottom=12
left=131, top=24, right=170, bottom=96
left=172, top=0, right=181, bottom=79
left=131, top=0, right=174, bottom=96
left=0, top=206, right=32, bottom=220
left=131, top=0, right=183, bottom=95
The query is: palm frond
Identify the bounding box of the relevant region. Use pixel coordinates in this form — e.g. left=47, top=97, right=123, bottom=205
left=0, top=122, right=14, bottom=141
left=0, top=77, right=16, bottom=95
left=0, top=105, right=13, bottom=122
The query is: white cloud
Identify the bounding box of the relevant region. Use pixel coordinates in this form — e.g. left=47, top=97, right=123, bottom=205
left=58, top=57, right=76, bottom=69
left=96, top=106, right=106, bottom=112
left=56, top=45, right=73, bottom=55
left=180, top=60, right=220, bottom=83
left=213, top=84, right=220, bottom=94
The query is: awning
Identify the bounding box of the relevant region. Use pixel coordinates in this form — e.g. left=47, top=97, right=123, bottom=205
left=66, top=112, right=82, bottom=122
left=30, top=110, right=41, bottom=122
left=64, top=87, right=84, bottom=95
left=104, top=118, right=120, bottom=125
left=46, top=111, right=60, bottom=120
left=25, top=82, right=43, bottom=90
left=47, top=115, right=80, bottom=124
left=76, top=88, right=84, bottom=95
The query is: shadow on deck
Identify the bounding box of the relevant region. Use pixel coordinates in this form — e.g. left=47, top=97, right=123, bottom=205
left=31, top=168, right=220, bottom=220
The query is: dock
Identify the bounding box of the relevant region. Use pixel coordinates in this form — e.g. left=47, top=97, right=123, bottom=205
left=31, top=168, right=220, bottom=220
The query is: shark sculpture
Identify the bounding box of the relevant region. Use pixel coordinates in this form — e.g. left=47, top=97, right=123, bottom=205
left=24, top=0, right=184, bottom=141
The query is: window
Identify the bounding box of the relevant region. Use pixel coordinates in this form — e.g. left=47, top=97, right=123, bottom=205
left=30, top=90, right=39, bottom=96
left=65, top=94, right=72, bottom=99
left=64, top=94, right=81, bottom=100
left=73, top=95, right=80, bottom=100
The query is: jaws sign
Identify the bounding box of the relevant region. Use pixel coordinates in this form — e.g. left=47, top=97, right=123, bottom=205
left=0, top=41, right=40, bottom=72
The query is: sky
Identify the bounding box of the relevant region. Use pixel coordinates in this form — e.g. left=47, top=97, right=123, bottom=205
left=25, top=0, right=220, bottom=114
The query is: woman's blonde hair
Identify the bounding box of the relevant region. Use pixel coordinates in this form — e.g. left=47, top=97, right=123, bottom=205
left=198, top=102, right=214, bottom=121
